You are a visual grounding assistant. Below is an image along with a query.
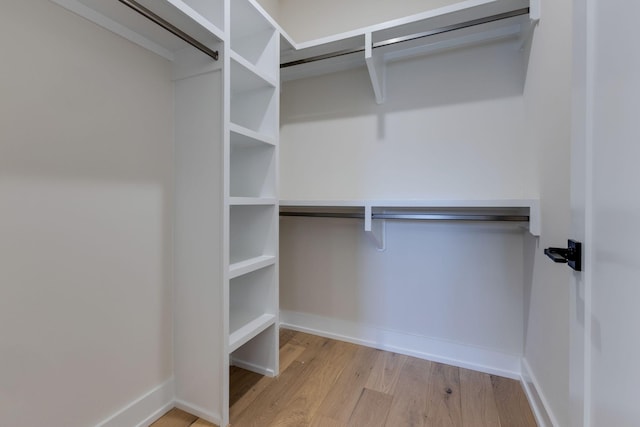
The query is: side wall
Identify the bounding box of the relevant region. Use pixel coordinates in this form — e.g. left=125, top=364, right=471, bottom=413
left=279, top=41, right=535, bottom=376
left=0, top=2, right=174, bottom=426
left=521, top=0, right=573, bottom=425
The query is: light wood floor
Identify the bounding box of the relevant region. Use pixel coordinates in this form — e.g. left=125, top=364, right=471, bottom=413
left=152, top=329, right=536, bottom=427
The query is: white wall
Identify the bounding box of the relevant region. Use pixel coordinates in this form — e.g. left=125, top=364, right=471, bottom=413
left=279, top=41, right=535, bottom=374
left=0, top=2, right=174, bottom=426
left=281, top=219, right=526, bottom=367
left=281, top=41, right=534, bottom=200
left=522, top=0, right=573, bottom=425
left=263, top=0, right=462, bottom=42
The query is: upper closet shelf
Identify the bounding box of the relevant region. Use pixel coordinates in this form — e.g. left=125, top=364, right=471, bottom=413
left=51, top=0, right=224, bottom=61
left=277, top=0, right=539, bottom=103
left=280, top=199, right=541, bottom=249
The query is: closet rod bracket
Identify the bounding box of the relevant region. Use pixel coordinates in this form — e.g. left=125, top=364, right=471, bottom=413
left=365, top=205, right=386, bottom=251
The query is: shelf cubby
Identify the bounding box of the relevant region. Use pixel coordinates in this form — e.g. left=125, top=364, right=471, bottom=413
left=230, top=59, right=277, bottom=137
left=229, top=265, right=277, bottom=352
left=230, top=0, right=278, bottom=79
left=229, top=204, right=277, bottom=264
left=230, top=134, right=276, bottom=198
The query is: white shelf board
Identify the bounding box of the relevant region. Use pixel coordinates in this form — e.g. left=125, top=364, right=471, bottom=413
left=230, top=123, right=276, bottom=147
left=280, top=0, right=531, bottom=82
left=231, top=56, right=277, bottom=93
left=229, top=255, right=276, bottom=279
left=229, top=197, right=277, bottom=206
left=280, top=199, right=537, bottom=208
left=229, top=312, right=276, bottom=353
left=230, top=51, right=278, bottom=88
left=280, top=199, right=541, bottom=236
left=52, top=0, right=223, bottom=61
left=284, top=0, right=528, bottom=52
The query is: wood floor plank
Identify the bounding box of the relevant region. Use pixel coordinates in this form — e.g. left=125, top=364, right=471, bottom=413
left=150, top=408, right=198, bottom=427
left=384, top=357, right=431, bottom=427
left=230, top=332, right=330, bottom=423
left=155, top=330, right=538, bottom=427
left=229, top=365, right=269, bottom=413
left=347, top=388, right=393, bottom=427
left=424, top=362, right=463, bottom=427
left=231, top=337, right=338, bottom=426
left=229, top=342, right=307, bottom=420
left=289, top=332, right=328, bottom=364
left=364, top=350, right=408, bottom=395
left=310, top=416, right=345, bottom=427
left=267, top=341, right=359, bottom=426
left=191, top=419, right=218, bottom=427
left=491, top=375, right=537, bottom=427
left=279, top=342, right=306, bottom=372
left=313, top=345, right=378, bottom=424
left=459, top=369, right=501, bottom=427
left=279, top=328, right=297, bottom=348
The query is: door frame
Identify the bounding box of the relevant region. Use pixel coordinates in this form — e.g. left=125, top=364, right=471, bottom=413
left=569, top=0, right=595, bottom=425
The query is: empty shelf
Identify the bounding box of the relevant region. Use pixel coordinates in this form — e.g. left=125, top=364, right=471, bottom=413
left=229, top=255, right=276, bottom=279
left=229, top=197, right=277, bottom=206
left=229, top=312, right=276, bottom=353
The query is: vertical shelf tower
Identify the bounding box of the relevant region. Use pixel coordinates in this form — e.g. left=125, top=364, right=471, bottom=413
left=223, top=0, right=280, bottom=424
left=172, top=0, right=279, bottom=425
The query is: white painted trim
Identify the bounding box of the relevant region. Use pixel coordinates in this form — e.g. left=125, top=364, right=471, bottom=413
left=583, top=1, right=596, bottom=426
left=174, top=400, right=222, bottom=427
left=95, top=378, right=175, bottom=427
left=521, top=358, right=558, bottom=427
left=50, top=0, right=175, bottom=60
left=280, top=310, right=521, bottom=379
left=230, top=357, right=276, bottom=377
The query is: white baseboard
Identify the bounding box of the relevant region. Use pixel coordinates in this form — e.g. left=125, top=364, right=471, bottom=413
left=230, top=357, right=276, bottom=377
left=280, top=310, right=521, bottom=379
left=521, top=358, right=558, bottom=427
left=95, top=378, right=175, bottom=427
left=173, top=400, right=222, bottom=427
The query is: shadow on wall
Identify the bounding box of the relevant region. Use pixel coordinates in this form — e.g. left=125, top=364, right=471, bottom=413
left=281, top=38, right=527, bottom=133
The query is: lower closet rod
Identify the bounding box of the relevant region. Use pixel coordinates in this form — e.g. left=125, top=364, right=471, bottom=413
left=280, top=212, right=529, bottom=222
left=117, top=0, right=219, bottom=60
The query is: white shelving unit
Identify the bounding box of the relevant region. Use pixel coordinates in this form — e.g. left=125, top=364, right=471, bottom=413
left=275, top=0, right=537, bottom=103
left=223, top=0, right=280, bottom=424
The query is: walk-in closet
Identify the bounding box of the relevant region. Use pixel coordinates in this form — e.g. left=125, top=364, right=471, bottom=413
left=8, top=0, right=626, bottom=426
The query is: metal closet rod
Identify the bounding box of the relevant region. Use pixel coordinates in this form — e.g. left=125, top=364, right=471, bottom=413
left=117, top=0, right=219, bottom=60
left=281, top=7, right=529, bottom=68
left=280, top=212, right=530, bottom=222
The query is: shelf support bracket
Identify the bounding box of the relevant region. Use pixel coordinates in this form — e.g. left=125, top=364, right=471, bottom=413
left=364, top=205, right=386, bottom=251
left=519, top=0, right=541, bottom=51
left=365, top=32, right=386, bottom=104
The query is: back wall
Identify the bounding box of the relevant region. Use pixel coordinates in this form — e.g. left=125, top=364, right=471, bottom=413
left=279, top=40, right=536, bottom=375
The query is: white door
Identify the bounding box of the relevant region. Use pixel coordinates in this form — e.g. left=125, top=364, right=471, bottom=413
left=570, top=0, right=640, bottom=425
